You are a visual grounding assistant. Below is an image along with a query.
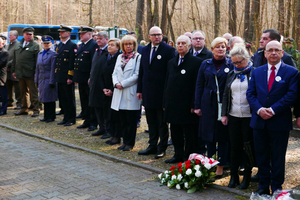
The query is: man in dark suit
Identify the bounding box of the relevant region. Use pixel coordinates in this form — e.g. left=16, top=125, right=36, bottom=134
left=253, top=29, right=295, bottom=68
left=89, top=31, right=109, bottom=137
left=137, top=26, right=175, bottom=159
left=55, top=25, right=77, bottom=126
left=246, top=41, right=298, bottom=195
left=73, top=26, right=99, bottom=131
left=189, top=30, right=213, bottom=61
left=0, top=38, right=9, bottom=115
left=164, top=35, right=202, bottom=163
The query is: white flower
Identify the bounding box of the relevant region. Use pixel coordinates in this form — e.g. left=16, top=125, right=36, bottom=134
left=158, top=173, right=162, bottom=179
left=177, top=174, right=183, bottom=181
left=161, top=178, right=165, bottom=183
left=186, top=169, right=192, bottom=175
left=195, top=170, right=202, bottom=177
left=194, top=165, right=200, bottom=171
left=165, top=170, right=169, bottom=174
left=176, top=184, right=181, bottom=190
left=167, top=182, right=171, bottom=187
left=204, top=163, right=212, bottom=170
left=171, top=175, right=176, bottom=180
left=184, top=182, right=189, bottom=188
left=165, top=174, right=169, bottom=178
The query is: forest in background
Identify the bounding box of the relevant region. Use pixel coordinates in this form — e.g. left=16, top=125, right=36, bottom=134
left=1, top=0, right=300, bottom=50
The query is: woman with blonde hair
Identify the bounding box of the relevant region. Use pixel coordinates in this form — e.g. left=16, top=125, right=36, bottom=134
left=111, top=35, right=141, bottom=151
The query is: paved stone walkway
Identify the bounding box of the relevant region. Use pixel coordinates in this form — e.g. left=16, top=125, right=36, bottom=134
left=0, top=128, right=241, bottom=200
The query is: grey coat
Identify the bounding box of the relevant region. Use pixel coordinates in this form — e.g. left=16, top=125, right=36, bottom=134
left=5, top=40, right=19, bottom=81
left=35, top=49, right=58, bottom=103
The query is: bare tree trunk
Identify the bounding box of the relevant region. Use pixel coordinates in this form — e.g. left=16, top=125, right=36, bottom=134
left=244, top=0, right=251, bottom=42
left=191, top=0, right=197, bottom=30
left=136, top=0, right=145, bottom=41
left=89, top=0, right=93, bottom=26
left=153, top=0, right=159, bottom=26
left=249, top=0, right=260, bottom=47
left=229, top=0, right=236, bottom=35
left=292, top=0, right=296, bottom=39
left=147, top=0, right=153, bottom=32
left=167, top=0, right=178, bottom=42
left=193, top=0, right=202, bottom=30
left=214, top=0, right=220, bottom=38
left=286, top=0, right=292, bottom=37
left=160, top=0, right=168, bottom=34
left=296, top=0, right=300, bottom=48
left=278, top=0, right=284, bottom=35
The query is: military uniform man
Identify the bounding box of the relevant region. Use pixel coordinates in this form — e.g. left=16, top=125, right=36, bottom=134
left=12, top=27, right=41, bottom=117
left=55, top=25, right=77, bottom=126
left=73, top=26, right=99, bottom=131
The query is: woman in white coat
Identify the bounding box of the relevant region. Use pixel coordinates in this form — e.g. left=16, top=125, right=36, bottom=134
left=111, top=35, right=141, bottom=151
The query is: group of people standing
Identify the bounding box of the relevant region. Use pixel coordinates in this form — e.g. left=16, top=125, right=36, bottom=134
left=0, top=25, right=299, bottom=196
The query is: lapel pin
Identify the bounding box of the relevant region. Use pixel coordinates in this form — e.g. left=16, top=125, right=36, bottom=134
left=181, top=69, right=186, bottom=74
left=224, top=68, right=230, bottom=73
left=157, top=55, right=162, bottom=60
left=275, top=76, right=281, bottom=82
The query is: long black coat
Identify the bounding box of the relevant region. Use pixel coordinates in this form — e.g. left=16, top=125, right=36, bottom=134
left=0, top=48, right=8, bottom=86
left=189, top=45, right=213, bottom=61
left=55, top=39, right=77, bottom=83
left=101, top=51, right=121, bottom=92
left=194, top=58, right=233, bottom=142
left=89, top=47, right=109, bottom=107
left=164, top=53, right=202, bottom=124
left=73, top=39, right=99, bottom=83
left=137, top=41, right=175, bottom=109
left=6, top=40, right=19, bottom=81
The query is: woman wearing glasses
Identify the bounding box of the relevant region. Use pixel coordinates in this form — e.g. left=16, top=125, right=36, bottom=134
left=111, top=35, right=141, bottom=151
left=221, top=43, right=254, bottom=189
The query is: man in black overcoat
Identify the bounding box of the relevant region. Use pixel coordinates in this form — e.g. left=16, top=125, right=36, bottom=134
left=0, top=38, right=9, bottom=115
left=164, top=35, right=203, bottom=163
left=189, top=30, right=213, bottom=61
left=73, top=26, right=99, bottom=131
left=137, top=26, right=175, bottom=159
left=55, top=25, right=77, bottom=126
left=89, top=31, right=109, bottom=137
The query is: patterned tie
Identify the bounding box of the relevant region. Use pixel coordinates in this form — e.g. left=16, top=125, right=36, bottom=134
left=268, top=66, right=276, bottom=91
left=194, top=51, right=198, bottom=56
left=150, top=46, right=156, bottom=63
left=98, top=49, right=102, bottom=55
left=178, top=57, right=184, bottom=66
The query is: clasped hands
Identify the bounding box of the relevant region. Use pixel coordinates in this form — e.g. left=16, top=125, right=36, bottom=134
left=103, top=89, right=113, bottom=96
left=259, top=107, right=274, bottom=120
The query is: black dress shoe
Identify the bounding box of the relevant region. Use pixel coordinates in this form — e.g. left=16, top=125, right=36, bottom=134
left=14, top=106, right=21, bottom=110
left=214, top=175, right=224, bottom=179
left=77, top=123, right=89, bottom=129
left=56, top=110, right=64, bottom=115
left=145, top=129, right=149, bottom=133
left=167, top=139, right=173, bottom=146
left=31, top=113, right=39, bottom=117
left=255, top=188, right=270, bottom=195
left=88, top=125, right=96, bottom=131
left=76, top=113, right=83, bottom=118
left=57, top=120, right=67, bottom=125
left=109, top=139, right=120, bottom=145
left=122, top=145, right=133, bottom=151
left=40, top=118, right=47, bottom=122
left=45, top=119, right=55, bottom=123
left=91, top=129, right=105, bottom=136
left=101, top=132, right=111, bottom=139
left=138, top=147, right=157, bottom=155
left=155, top=151, right=166, bottom=159
left=165, top=157, right=184, bottom=164
left=14, top=111, right=28, bottom=116
left=0, top=111, right=7, bottom=116
left=117, top=144, right=126, bottom=150
left=65, top=122, right=75, bottom=126
left=251, top=173, right=260, bottom=182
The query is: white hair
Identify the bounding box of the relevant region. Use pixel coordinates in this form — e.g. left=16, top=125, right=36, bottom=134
left=176, top=35, right=191, bottom=46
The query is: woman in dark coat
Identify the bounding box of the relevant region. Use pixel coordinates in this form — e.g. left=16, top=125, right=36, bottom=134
left=35, top=35, right=57, bottom=122
left=194, top=37, right=233, bottom=178
left=221, top=43, right=254, bottom=189
left=100, top=38, right=121, bottom=145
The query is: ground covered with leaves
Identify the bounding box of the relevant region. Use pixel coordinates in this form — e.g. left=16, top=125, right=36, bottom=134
left=1, top=89, right=299, bottom=194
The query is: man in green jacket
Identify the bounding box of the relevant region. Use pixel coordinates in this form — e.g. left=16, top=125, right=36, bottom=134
left=12, top=27, right=41, bottom=117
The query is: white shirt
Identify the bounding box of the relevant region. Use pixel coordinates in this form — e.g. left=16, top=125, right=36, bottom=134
left=267, top=61, right=281, bottom=81
left=149, top=44, right=159, bottom=63
left=193, top=48, right=203, bottom=56
left=61, top=38, right=70, bottom=45
left=229, top=75, right=251, bottom=118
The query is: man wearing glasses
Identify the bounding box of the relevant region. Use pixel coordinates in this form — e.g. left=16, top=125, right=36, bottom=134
left=137, top=26, right=175, bottom=159
left=253, top=29, right=295, bottom=68
left=190, top=30, right=212, bottom=61
left=247, top=40, right=298, bottom=195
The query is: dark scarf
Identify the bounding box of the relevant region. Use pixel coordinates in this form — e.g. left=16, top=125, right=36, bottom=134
left=234, top=62, right=253, bottom=82
left=121, top=51, right=136, bottom=70
left=212, top=56, right=226, bottom=71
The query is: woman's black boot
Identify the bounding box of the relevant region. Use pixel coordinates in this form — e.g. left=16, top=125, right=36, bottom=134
left=228, top=174, right=240, bottom=188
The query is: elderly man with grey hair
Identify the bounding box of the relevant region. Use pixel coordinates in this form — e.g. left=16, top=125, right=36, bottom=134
left=6, top=30, right=21, bottom=109
left=164, top=35, right=203, bottom=163
left=228, top=36, right=244, bottom=51
left=190, top=30, right=213, bottom=61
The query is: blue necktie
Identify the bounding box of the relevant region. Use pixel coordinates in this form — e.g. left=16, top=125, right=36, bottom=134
left=150, top=47, right=156, bottom=63
left=178, top=57, right=183, bottom=66
left=194, top=51, right=198, bottom=56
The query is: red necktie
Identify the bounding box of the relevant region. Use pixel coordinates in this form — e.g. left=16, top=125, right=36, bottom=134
left=268, top=66, right=276, bottom=91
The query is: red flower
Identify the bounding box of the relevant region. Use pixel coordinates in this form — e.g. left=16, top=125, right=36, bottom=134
left=179, top=168, right=183, bottom=173
left=195, top=160, right=200, bottom=165
left=172, top=172, right=174, bottom=175
left=170, top=166, right=176, bottom=171
left=185, top=163, right=191, bottom=169
left=177, top=162, right=182, bottom=168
